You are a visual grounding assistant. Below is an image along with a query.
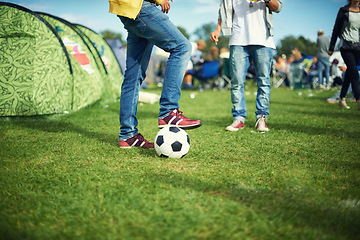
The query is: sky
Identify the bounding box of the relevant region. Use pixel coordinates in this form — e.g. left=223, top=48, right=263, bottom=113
left=2, top=0, right=346, bottom=45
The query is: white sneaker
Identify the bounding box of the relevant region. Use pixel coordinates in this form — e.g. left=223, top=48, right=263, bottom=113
left=225, top=120, right=245, bottom=131
left=255, top=115, right=269, bottom=132
left=338, top=98, right=350, bottom=109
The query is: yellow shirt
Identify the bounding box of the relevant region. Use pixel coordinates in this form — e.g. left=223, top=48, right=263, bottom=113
left=109, top=0, right=163, bottom=19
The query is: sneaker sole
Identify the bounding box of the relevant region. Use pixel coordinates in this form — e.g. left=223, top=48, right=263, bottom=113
left=119, top=145, right=154, bottom=149
left=119, top=146, right=132, bottom=149
left=225, top=126, right=245, bottom=131
left=119, top=142, right=153, bottom=149
left=119, top=143, right=132, bottom=149
left=158, top=122, right=202, bottom=130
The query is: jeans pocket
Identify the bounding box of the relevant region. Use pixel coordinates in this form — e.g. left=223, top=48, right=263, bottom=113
left=119, top=15, right=146, bottom=35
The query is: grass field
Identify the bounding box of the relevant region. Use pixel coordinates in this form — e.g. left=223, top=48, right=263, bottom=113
left=1, top=85, right=360, bottom=240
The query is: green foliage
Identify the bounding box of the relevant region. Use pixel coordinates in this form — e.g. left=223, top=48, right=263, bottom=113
left=188, top=23, right=318, bottom=60
left=277, top=35, right=317, bottom=57
left=177, top=26, right=189, bottom=39
left=193, top=22, right=216, bottom=41
left=192, top=22, right=225, bottom=53
left=101, top=30, right=126, bottom=45
left=1, top=86, right=360, bottom=239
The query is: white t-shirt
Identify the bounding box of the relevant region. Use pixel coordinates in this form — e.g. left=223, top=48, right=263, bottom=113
left=229, top=0, right=276, bottom=49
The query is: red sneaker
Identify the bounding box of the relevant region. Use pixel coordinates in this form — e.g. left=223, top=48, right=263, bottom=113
left=119, top=133, right=154, bottom=149
left=225, top=120, right=245, bottom=131
left=158, top=109, right=202, bottom=130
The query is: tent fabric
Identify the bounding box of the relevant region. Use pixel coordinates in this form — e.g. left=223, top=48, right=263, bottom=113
left=37, top=12, right=106, bottom=110
left=74, top=25, right=123, bottom=102
left=106, top=39, right=126, bottom=75
left=0, top=2, right=123, bottom=116
left=0, top=2, right=74, bottom=116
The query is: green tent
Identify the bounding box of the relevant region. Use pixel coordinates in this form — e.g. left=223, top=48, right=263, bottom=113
left=37, top=12, right=107, bottom=109
left=0, top=2, right=74, bottom=116
left=74, top=24, right=122, bottom=102
left=0, top=2, right=123, bottom=116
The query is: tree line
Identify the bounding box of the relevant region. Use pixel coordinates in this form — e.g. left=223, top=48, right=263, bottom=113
left=101, top=22, right=318, bottom=58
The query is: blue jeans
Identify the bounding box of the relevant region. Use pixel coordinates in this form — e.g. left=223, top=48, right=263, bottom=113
left=118, top=1, right=191, bottom=140
left=229, top=45, right=273, bottom=122
left=317, top=57, right=330, bottom=86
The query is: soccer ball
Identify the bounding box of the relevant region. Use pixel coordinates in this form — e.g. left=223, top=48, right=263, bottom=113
left=155, top=126, right=190, bottom=158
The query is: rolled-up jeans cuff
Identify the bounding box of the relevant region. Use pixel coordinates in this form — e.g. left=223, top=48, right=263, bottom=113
left=234, top=116, right=245, bottom=123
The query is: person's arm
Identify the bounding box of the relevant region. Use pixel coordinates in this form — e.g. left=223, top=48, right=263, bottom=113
left=329, top=7, right=344, bottom=55
left=210, top=19, right=222, bottom=44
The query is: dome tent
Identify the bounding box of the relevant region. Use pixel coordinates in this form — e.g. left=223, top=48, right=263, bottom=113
left=73, top=24, right=122, bottom=102
left=0, top=2, right=123, bottom=116
left=37, top=12, right=107, bottom=109
left=0, top=2, right=74, bottom=116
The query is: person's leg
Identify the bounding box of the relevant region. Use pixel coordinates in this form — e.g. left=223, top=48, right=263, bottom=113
left=129, top=2, right=201, bottom=129
left=251, top=46, right=273, bottom=121
left=317, top=60, right=324, bottom=87
left=349, top=51, right=360, bottom=101
left=229, top=45, right=250, bottom=123
left=340, top=49, right=358, bottom=99
left=133, top=2, right=191, bottom=118
left=323, top=57, right=331, bottom=87
left=118, top=16, right=154, bottom=141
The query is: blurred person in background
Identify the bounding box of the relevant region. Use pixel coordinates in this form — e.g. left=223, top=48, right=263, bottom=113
left=316, top=30, right=331, bottom=89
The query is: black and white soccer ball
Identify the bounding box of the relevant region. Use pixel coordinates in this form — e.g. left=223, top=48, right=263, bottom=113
left=155, top=126, right=190, bottom=158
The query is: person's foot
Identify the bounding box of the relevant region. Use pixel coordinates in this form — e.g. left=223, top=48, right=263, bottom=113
left=225, top=120, right=245, bottom=131
left=326, top=94, right=340, bottom=104
left=158, top=109, right=202, bottom=130
left=338, top=98, right=350, bottom=109
left=347, top=96, right=356, bottom=102
left=255, top=115, right=269, bottom=132
left=119, top=133, right=154, bottom=149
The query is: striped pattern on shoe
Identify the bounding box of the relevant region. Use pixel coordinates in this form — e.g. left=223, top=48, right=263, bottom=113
left=158, top=109, right=202, bottom=130
left=119, top=133, right=154, bottom=149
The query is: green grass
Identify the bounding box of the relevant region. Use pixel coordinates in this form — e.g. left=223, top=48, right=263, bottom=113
left=1, top=85, right=360, bottom=240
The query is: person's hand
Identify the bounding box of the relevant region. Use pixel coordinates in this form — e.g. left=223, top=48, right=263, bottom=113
left=160, top=0, right=172, bottom=14
left=210, top=30, right=220, bottom=44
left=328, top=50, right=333, bottom=56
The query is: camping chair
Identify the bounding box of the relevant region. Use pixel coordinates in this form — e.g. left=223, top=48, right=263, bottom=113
left=188, top=60, right=220, bottom=91
left=217, top=57, right=231, bottom=90
left=288, top=62, right=305, bottom=89
left=272, top=60, right=288, bottom=88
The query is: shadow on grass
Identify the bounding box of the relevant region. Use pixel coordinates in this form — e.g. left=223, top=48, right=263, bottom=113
left=270, top=121, right=360, bottom=140
left=0, top=108, right=160, bottom=159
left=4, top=116, right=115, bottom=145
left=140, top=171, right=360, bottom=239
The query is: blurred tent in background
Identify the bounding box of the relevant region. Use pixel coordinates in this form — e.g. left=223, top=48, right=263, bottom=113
left=0, top=2, right=123, bottom=116
left=106, top=39, right=126, bottom=75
